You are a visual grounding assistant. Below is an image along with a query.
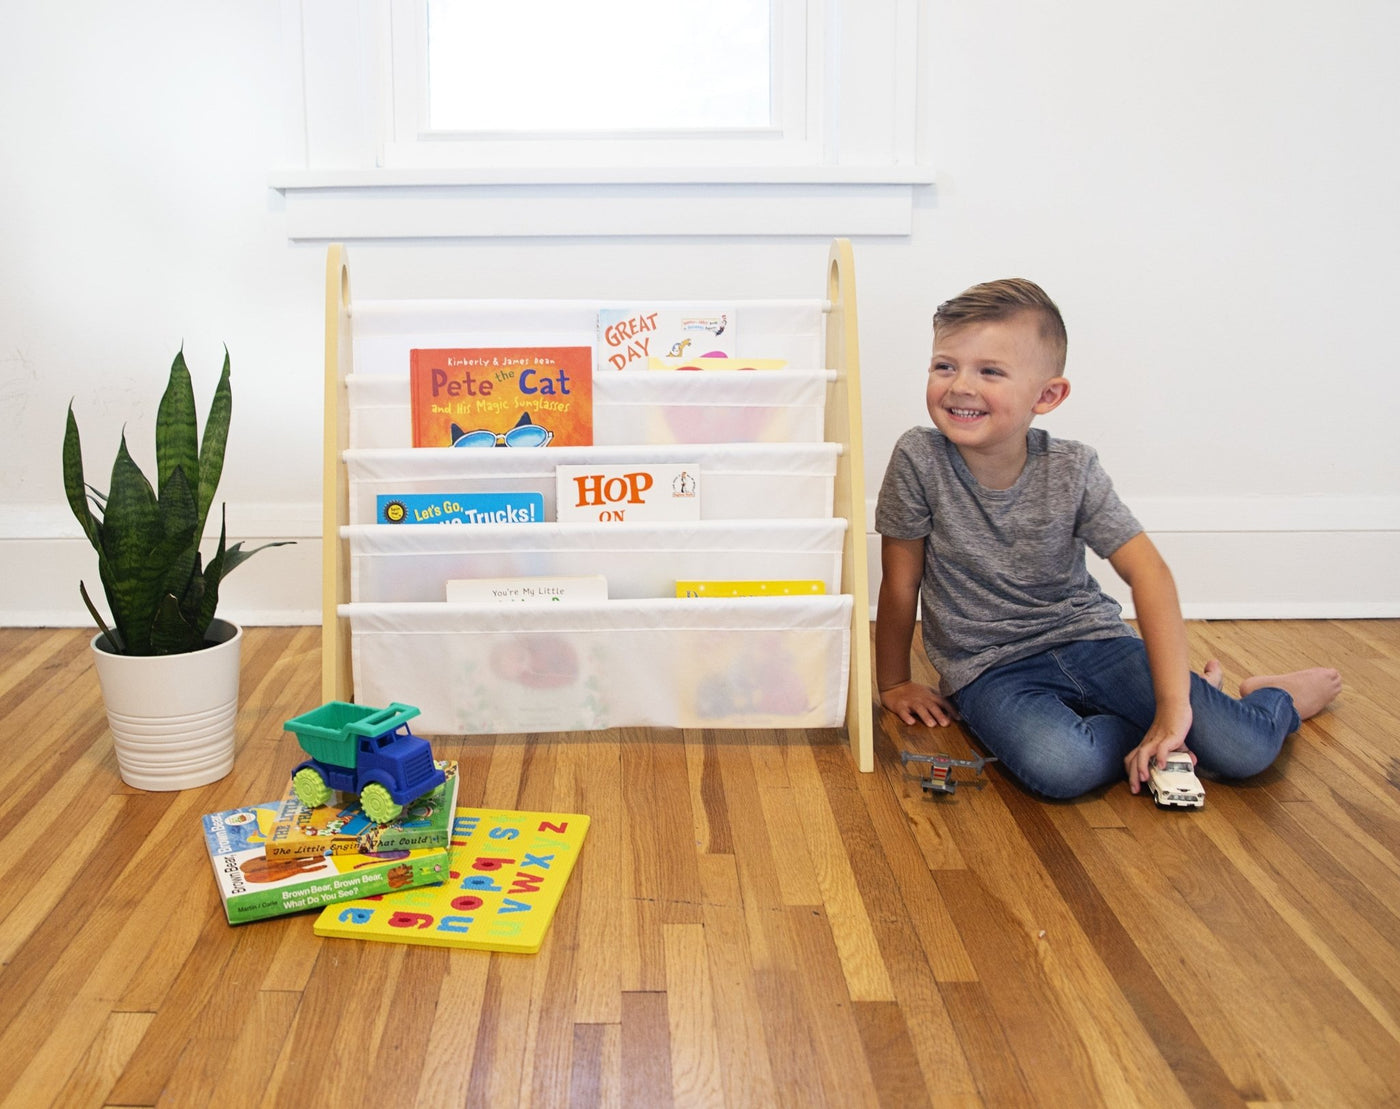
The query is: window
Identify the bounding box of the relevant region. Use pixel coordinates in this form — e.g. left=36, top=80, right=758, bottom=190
left=382, top=0, right=815, bottom=170
left=272, top=0, right=931, bottom=237
left=424, top=0, right=773, bottom=133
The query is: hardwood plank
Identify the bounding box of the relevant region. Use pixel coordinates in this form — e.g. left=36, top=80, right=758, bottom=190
left=412, top=954, right=493, bottom=1106
left=783, top=739, right=896, bottom=1002
left=937, top=980, right=1032, bottom=1107
left=852, top=1000, right=933, bottom=1109
left=467, top=953, right=540, bottom=1107
left=47, top=1010, right=153, bottom=1109
left=620, top=991, right=674, bottom=1108
left=207, top=990, right=301, bottom=1107
left=569, top=1023, right=611, bottom=1109
left=751, top=957, right=829, bottom=1104
left=662, top=922, right=724, bottom=1107
left=695, top=854, right=780, bottom=1108
left=784, top=903, right=881, bottom=1103
left=621, top=730, right=702, bottom=924
left=559, top=732, right=625, bottom=1022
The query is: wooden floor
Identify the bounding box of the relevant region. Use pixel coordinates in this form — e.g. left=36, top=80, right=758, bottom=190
left=1, top=620, right=1398, bottom=1107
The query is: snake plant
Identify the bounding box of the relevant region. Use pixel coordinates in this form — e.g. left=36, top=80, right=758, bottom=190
left=63, top=349, right=290, bottom=655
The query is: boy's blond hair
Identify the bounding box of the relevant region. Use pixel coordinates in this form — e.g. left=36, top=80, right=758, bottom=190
left=933, top=278, right=1068, bottom=375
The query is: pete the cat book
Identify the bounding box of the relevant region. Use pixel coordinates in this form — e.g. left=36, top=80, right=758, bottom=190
left=313, top=807, right=590, bottom=953
left=410, top=346, right=592, bottom=449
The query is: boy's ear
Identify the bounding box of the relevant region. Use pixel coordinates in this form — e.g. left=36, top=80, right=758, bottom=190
left=1033, top=376, right=1071, bottom=414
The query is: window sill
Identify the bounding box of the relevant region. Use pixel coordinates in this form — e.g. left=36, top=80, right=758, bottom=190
left=268, top=166, right=935, bottom=240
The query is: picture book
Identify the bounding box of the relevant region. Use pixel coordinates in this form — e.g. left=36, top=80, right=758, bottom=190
left=555, top=462, right=700, bottom=523
left=647, top=355, right=787, bottom=372
left=676, top=580, right=827, bottom=597
left=264, top=761, right=460, bottom=860
left=201, top=803, right=451, bottom=924
left=410, top=347, right=592, bottom=448
left=314, top=807, right=590, bottom=953
left=445, top=575, right=608, bottom=604
left=597, top=307, right=734, bottom=371
left=377, top=492, right=545, bottom=526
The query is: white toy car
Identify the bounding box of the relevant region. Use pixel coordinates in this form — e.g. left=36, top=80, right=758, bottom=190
left=1148, top=751, right=1205, bottom=809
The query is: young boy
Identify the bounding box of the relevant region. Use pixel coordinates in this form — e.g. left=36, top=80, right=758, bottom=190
left=875, top=278, right=1341, bottom=800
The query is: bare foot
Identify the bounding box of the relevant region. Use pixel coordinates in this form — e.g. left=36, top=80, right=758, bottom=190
left=1239, top=668, right=1342, bottom=720
left=1202, top=659, right=1223, bottom=690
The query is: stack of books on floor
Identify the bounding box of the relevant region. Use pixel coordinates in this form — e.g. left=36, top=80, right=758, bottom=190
left=201, top=761, right=461, bottom=925
left=201, top=763, right=590, bottom=953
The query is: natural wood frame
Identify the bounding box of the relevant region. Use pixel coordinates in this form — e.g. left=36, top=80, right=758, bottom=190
left=320, top=239, right=874, bottom=770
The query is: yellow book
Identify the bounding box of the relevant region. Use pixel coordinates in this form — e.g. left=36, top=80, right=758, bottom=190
left=676, top=580, right=827, bottom=598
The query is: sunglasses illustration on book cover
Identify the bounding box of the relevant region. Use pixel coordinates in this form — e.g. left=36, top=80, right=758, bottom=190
left=449, top=411, right=552, bottom=448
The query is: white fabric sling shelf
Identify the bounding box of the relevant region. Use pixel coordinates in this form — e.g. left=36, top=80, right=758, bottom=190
left=344, top=442, right=839, bottom=525
left=338, top=595, right=854, bottom=736
left=345, top=519, right=848, bottom=603
left=348, top=369, right=834, bottom=448
left=322, top=239, right=875, bottom=769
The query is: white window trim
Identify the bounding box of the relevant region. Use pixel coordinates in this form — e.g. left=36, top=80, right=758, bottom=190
left=271, top=0, right=932, bottom=239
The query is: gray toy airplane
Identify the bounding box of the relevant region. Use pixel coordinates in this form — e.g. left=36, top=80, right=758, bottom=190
left=900, top=750, right=998, bottom=796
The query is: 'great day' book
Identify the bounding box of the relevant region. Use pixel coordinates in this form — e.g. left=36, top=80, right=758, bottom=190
left=313, top=807, right=590, bottom=953
left=410, top=346, right=592, bottom=448
left=201, top=803, right=450, bottom=924
left=265, top=760, right=460, bottom=860
left=597, top=306, right=734, bottom=370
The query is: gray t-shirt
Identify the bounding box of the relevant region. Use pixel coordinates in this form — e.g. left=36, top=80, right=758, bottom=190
left=875, top=427, right=1143, bottom=695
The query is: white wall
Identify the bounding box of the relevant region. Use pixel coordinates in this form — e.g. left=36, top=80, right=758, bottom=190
left=3, top=0, right=1398, bottom=627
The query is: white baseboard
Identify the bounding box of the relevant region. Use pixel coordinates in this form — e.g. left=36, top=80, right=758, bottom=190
left=1, top=502, right=323, bottom=626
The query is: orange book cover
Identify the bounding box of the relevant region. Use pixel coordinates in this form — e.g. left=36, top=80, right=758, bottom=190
left=409, top=346, right=593, bottom=448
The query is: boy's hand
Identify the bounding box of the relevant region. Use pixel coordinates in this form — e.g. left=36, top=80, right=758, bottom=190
left=1124, top=709, right=1195, bottom=794
left=879, top=681, right=959, bottom=728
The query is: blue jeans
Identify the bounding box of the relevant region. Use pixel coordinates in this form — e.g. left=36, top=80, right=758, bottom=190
left=951, top=635, right=1301, bottom=800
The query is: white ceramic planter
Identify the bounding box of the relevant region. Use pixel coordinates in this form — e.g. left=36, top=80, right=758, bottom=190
left=90, top=618, right=242, bottom=791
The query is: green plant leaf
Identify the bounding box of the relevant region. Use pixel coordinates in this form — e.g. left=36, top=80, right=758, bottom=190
left=156, top=349, right=200, bottom=521
left=100, top=436, right=163, bottom=653
left=220, top=539, right=296, bottom=580
left=155, top=463, right=199, bottom=584
left=196, top=507, right=229, bottom=635
left=196, top=349, right=232, bottom=537
left=79, top=581, right=121, bottom=652
left=62, top=405, right=103, bottom=552
left=149, top=591, right=200, bottom=655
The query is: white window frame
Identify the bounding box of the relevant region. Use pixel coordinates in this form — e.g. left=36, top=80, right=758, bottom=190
left=271, top=0, right=931, bottom=238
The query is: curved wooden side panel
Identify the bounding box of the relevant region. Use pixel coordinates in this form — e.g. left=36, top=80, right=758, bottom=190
left=322, top=245, right=353, bottom=703
left=826, top=238, right=875, bottom=771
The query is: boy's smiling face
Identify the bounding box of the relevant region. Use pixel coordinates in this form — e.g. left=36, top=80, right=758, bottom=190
left=926, top=311, right=1070, bottom=487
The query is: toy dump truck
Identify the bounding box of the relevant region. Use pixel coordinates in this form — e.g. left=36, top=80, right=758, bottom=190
left=284, top=701, right=446, bottom=824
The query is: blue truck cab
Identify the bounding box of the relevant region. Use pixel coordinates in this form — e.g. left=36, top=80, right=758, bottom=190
left=284, top=701, right=446, bottom=824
